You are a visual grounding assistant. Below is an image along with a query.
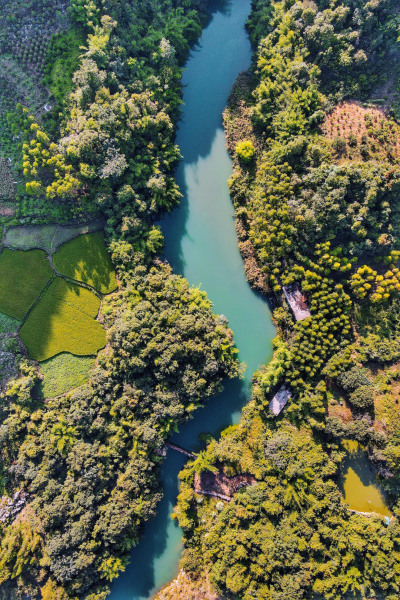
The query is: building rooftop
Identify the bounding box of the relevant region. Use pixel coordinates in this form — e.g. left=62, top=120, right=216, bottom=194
left=269, top=384, right=292, bottom=416
left=282, top=282, right=311, bottom=321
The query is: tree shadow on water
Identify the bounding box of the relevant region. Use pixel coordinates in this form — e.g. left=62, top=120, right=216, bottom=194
left=109, top=374, right=251, bottom=600
left=157, top=168, right=190, bottom=276
left=171, top=375, right=252, bottom=451
left=158, top=0, right=253, bottom=276
left=109, top=452, right=186, bottom=600
left=177, top=0, right=251, bottom=165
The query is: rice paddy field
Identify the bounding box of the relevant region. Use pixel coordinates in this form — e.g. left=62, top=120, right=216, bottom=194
left=54, top=231, right=118, bottom=294
left=20, top=277, right=106, bottom=361
left=39, top=353, right=96, bottom=398
left=0, top=229, right=115, bottom=395
left=0, top=248, right=53, bottom=319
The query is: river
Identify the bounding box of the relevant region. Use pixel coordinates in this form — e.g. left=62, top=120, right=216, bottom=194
left=109, top=1, right=276, bottom=598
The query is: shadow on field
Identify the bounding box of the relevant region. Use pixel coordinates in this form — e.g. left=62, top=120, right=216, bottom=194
left=20, top=277, right=106, bottom=362
left=54, top=231, right=117, bottom=294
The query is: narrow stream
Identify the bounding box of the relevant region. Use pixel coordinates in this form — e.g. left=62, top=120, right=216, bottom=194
left=109, top=1, right=275, bottom=598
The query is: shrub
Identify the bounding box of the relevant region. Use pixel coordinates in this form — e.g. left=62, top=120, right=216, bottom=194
left=332, top=136, right=347, bottom=153
left=235, top=140, right=255, bottom=161
left=349, top=385, right=374, bottom=409
left=337, top=367, right=371, bottom=392
left=348, top=132, right=357, bottom=147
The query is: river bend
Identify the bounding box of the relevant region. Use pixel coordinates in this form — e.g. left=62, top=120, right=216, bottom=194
left=109, top=2, right=275, bottom=597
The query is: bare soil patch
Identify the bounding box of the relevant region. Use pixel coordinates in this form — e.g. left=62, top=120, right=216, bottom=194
left=194, top=465, right=256, bottom=499
left=154, top=570, right=221, bottom=600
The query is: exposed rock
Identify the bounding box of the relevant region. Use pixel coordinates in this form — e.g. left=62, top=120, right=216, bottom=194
left=282, top=282, right=311, bottom=321
left=269, top=384, right=292, bottom=416
left=0, top=489, right=28, bottom=523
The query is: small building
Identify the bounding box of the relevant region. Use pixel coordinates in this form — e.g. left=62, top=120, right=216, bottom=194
left=269, top=384, right=292, bottom=416
left=282, top=282, right=311, bottom=321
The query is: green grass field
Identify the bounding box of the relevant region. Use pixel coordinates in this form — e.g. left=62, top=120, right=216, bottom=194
left=20, top=277, right=106, bottom=361
left=39, top=353, right=96, bottom=398
left=0, top=248, right=53, bottom=319
left=53, top=231, right=118, bottom=294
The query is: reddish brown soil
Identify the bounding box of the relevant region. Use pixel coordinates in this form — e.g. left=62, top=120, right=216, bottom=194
left=327, top=398, right=354, bottom=424
left=323, top=101, right=400, bottom=161
left=194, top=465, right=256, bottom=499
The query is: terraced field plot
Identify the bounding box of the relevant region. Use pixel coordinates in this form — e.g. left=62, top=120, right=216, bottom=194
left=39, top=353, right=96, bottom=398
left=0, top=248, right=53, bottom=319
left=20, top=277, right=106, bottom=361
left=54, top=231, right=117, bottom=294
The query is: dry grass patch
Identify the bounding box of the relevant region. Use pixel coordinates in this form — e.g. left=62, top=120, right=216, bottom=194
left=20, top=277, right=106, bottom=361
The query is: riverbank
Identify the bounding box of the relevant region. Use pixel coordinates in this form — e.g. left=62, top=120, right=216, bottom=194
left=0, top=3, right=247, bottom=599
left=108, top=2, right=275, bottom=598
left=172, top=1, right=400, bottom=598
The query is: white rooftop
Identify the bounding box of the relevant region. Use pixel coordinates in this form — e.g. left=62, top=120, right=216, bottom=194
left=269, top=385, right=292, bottom=416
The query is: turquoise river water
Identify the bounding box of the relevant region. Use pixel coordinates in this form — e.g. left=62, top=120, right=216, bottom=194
left=109, top=1, right=276, bottom=598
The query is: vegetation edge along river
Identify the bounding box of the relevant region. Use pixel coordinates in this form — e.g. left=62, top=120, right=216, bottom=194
left=171, top=1, right=400, bottom=599
left=108, top=1, right=276, bottom=597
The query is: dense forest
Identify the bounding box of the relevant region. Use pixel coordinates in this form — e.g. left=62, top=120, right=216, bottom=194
left=0, top=1, right=242, bottom=599
left=172, top=0, right=400, bottom=599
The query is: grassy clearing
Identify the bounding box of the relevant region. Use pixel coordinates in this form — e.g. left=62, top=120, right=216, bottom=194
left=20, top=277, right=106, bottom=361
left=3, top=221, right=103, bottom=253
left=39, top=353, right=96, bottom=398
left=54, top=231, right=118, bottom=294
left=0, top=311, right=21, bottom=334
left=43, top=29, right=85, bottom=105
left=0, top=248, right=53, bottom=319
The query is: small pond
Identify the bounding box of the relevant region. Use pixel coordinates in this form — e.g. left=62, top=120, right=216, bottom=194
left=339, top=439, right=392, bottom=518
